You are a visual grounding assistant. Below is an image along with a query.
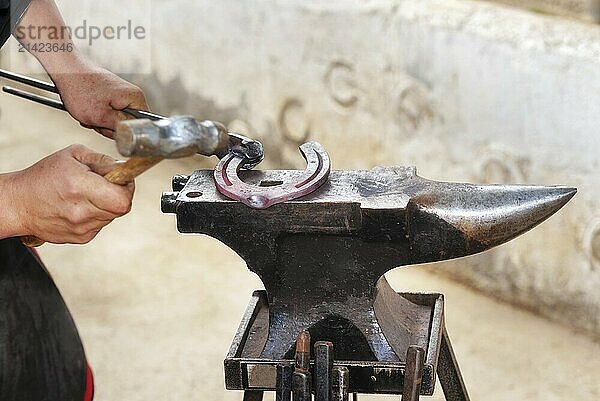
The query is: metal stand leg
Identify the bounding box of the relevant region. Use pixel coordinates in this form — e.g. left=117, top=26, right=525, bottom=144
left=332, top=366, right=349, bottom=401
left=277, top=365, right=293, bottom=401
left=437, top=327, right=470, bottom=401
left=243, top=390, right=264, bottom=401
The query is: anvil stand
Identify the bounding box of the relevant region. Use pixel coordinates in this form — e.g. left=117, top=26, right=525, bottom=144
left=228, top=290, right=468, bottom=401
left=162, top=164, right=574, bottom=400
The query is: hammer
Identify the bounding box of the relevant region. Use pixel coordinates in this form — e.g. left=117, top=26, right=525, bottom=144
left=0, top=70, right=264, bottom=246
left=20, top=115, right=263, bottom=247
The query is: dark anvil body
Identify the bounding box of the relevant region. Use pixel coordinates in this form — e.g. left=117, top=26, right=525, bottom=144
left=162, top=166, right=574, bottom=397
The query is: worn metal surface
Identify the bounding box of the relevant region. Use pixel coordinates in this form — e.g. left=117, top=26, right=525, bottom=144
left=128, top=0, right=598, bottom=338
left=162, top=167, right=574, bottom=359
left=214, top=142, right=330, bottom=208
left=221, top=291, right=442, bottom=395
left=115, top=117, right=263, bottom=169
left=116, top=117, right=229, bottom=159
left=276, top=364, right=293, bottom=401
left=226, top=133, right=265, bottom=170
left=292, top=371, right=311, bottom=401
left=314, top=342, right=334, bottom=401
left=162, top=165, right=574, bottom=396
left=438, top=327, right=470, bottom=401
left=401, top=346, right=426, bottom=401
left=332, top=366, right=350, bottom=401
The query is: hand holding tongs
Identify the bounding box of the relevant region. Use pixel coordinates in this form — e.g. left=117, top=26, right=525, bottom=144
left=0, top=68, right=164, bottom=120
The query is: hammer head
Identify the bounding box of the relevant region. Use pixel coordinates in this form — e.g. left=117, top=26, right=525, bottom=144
left=115, top=116, right=230, bottom=159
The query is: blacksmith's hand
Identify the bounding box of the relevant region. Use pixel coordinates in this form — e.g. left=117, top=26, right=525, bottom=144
left=49, top=55, right=148, bottom=139
left=0, top=144, right=134, bottom=244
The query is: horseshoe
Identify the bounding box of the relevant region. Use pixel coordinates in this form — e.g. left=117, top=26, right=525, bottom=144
left=214, top=141, right=331, bottom=209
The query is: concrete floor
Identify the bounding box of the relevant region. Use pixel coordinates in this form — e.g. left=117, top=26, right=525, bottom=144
left=1, top=98, right=599, bottom=400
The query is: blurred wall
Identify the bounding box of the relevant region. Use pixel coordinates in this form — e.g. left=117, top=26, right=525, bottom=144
left=5, top=0, right=598, bottom=337
left=487, top=0, right=600, bottom=23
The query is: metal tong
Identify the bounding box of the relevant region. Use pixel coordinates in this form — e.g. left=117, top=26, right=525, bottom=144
left=0, top=69, right=162, bottom=120
left=0, top=69, right=264, bottom=168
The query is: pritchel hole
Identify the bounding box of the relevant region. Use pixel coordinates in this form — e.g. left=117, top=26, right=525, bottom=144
left=186, top=191, right=203, bottom=198
left=259, top=180, right=284, bottom=187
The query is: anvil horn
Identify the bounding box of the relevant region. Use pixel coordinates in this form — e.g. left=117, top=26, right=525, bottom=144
left=405, top=183, right=576, bottom=264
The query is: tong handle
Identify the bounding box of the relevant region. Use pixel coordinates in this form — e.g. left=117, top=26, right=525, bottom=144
left=3, top=85, right=66, bottom=111
left=0, top=68, right=164, bottom=120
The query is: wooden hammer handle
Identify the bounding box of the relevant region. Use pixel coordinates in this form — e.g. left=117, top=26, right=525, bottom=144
left=103, top=156, right=164, bottom=185
left=21, top=156, right=164, bottom=247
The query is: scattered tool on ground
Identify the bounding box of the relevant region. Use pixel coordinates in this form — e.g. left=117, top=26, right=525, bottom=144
left=292, top=331, right=312, bottom=401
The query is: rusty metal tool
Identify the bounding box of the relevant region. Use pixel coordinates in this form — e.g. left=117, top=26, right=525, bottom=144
left=401, top=346, right=426, bottom=401
left=214, top=141, right=330, bottom=208
left=331, top=367, right=349, bottom=401
left=162, top=146, right=575, bottom=399
left=294, top=331, right=311, bottom=376
left=292, top=331, right=312, bottom=401
left=314, top=342, right=334, bottom=401
left=276, top=364, right=293, bottom=401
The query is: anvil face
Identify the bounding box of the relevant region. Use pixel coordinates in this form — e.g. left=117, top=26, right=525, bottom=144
left=162, top=167, right=575, bottom=363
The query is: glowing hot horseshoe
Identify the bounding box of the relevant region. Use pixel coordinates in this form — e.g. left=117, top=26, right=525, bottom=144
left=214, top=141, right=331, bottom=209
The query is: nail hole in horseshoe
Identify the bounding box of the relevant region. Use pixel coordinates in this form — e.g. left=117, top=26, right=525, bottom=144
left=259, top=180, right=284, bottom=187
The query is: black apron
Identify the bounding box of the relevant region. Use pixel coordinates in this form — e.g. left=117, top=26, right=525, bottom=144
left=1, top=2, right=90, bottom=400
left=0, top=239, right=88, bottom=401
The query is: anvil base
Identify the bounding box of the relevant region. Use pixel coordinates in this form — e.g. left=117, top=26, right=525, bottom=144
left=225, top=290, right=467, bottom=399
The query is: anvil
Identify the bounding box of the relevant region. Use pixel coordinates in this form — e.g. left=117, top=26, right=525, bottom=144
left=161, top=163, right=575, bottom=397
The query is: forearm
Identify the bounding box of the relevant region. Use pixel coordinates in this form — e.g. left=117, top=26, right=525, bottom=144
left=13, top=0, right=84, bottom=75
left=10, top=0, right=148, bottom=137
left=0, top=173, right=25, bottom=239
